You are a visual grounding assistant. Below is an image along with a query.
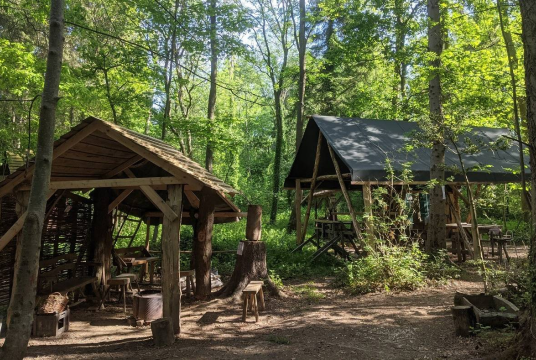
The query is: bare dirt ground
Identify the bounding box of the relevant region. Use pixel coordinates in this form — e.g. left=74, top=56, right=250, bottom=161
left=2, top=273, right=511, bottom=360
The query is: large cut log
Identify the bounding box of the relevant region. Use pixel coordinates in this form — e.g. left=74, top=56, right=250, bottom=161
left=451, top=306, right=475, bottom=337
left=216, top=206, right=281, bottom=300
left=151, top=318, right=175, bottom=346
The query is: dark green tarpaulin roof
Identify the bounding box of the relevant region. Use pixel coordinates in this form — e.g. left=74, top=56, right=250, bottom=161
left=284, top=115, right=527, bottom=189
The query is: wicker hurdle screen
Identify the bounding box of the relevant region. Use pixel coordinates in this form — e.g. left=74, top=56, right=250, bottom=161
left=0, top=193, right=93, bottom=307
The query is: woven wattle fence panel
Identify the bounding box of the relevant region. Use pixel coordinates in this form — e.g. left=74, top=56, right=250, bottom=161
left=0, top=193, right=93, bottom=307
left=0, top=195, right=18, bottom=306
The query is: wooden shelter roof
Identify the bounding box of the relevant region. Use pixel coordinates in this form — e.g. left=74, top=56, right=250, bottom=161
left=0, top=117, right=242, bottom=224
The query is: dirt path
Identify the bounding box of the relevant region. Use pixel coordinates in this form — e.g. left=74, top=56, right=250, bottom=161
left=4, top=276, right=498, bottom=360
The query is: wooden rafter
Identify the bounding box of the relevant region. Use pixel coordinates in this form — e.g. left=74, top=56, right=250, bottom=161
left=0, top=120, right=102, bottom=198
left=144, top=211, right=247, bottom=218
left=17, top=177, right=182, bottom=191
left=102, top=155, right=143, bottom=179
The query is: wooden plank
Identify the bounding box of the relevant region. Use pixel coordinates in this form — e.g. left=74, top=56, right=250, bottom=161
left=0, top=120, right=102, bottom=198
left=184, top=190, right=200, bottom=208
left=51, top=165, right=108, bottom=176
left=295, top=179, right=302, bottom=244
left=107, top=189, right=134, bottom=213
left=100, top=125, right=204, bottom=191
left=144, top=211, right=246, bottom=218
left=102, top=155, right=143, bottom=179
left=300, top=132, right=323, bottom=245
left=123, top=169, right=178, bottom=221
left=81, top=133, right=134, bottom=152
left=52, top=158, right=118, bottom=170
left=362, top=182, right=374, bottom=243
left=327, top=143, right=365, bottom=248
left=161, top=184, right=183, bottom=334
left=300, top=173, right=351, bottom=183
left=17, top=177, right=182, bottom=191
left=70, top=142, right=134, bottom=159
left=60, top=150, right=128, bottom=164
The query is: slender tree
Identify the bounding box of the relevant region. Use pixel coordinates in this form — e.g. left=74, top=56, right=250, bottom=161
left=1, top=0, right=64, bottom=358
left=206, top=0, right=217, bottom=172
left=426, top=0, right=446, bottom=253
left=518, top=0, right=536, bottom=356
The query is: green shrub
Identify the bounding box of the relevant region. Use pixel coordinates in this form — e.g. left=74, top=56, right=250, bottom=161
left=336, top=244, right=459, bottom=294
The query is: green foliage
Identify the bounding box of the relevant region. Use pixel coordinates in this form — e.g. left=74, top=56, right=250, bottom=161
left=293, top=282, right=325, bottom=302
left=336, top=244, right=460, bottom=294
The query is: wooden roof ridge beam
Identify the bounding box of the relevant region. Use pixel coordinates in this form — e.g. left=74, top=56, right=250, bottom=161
left=123, top=169, right=178, bottom=221
left=108, top=189, right=134, bottom=214
left=0, top=120, right=103, bottom=198
left=99, top=124, right=204, bottom=191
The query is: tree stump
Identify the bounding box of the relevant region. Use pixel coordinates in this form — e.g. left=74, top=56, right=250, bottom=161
left=151, top=318, right=175, bottom=346
left=215, top=241, right=281, bottom=300
left=451, top=306, right=475, bottom=337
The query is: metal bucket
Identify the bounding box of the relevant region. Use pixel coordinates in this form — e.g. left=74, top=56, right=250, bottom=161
left=133, top=290, right=163, bottom=322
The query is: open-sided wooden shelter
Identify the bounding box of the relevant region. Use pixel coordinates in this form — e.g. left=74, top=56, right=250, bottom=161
left=285, top=115, right=528, bottom=245
left=0, top=116, right=243, bottom=333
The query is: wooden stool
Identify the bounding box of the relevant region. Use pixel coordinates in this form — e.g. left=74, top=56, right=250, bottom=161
left=242, top=281, right=265, bottom=322
left=179, top=270, right=195, bottom=297
left=103, top=278, right=130, bottom=314
left=116, top=273, right=140, bottom=294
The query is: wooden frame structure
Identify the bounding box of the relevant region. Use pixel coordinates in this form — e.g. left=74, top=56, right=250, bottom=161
left=0, top=116, right=243, bottom=333
left=286, top=115, right=528, bottom=247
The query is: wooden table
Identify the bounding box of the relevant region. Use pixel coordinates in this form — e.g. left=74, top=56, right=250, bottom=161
left=446, top=223, right=502, bottom=262
left=123, top=256, right=159, bottom=284
left=308, top=219, right=359, bottom=261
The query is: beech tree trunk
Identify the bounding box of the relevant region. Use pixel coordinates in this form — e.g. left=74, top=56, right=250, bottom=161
left=91, top=189, right=113, bottom=290
left=518, top=0, right=536, bottom=356
left=194, top=186, right=216, bottom=299
left=426, top=0, right=446, bottom=253
left=205, top=0, right=217, bottom=173
left=1, top=1, right=64, bottom=357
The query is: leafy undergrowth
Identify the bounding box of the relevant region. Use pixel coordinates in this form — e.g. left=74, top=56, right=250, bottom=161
left=335, top=244, right=461, bottom=295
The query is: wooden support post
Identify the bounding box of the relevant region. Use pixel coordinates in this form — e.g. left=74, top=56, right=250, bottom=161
left=327, top=144, right=365, bottom=248
left=246, top=205, right=262, bottom=241
left=91, top=189, right=113, bottom=290
left=142, top=217, right=151, bottom=278
left=194, top=186, right=216, bottom=299
left=161, top=184, right=183, bottom=334
left=300, top=131, right=323, bottom=244
left=362, top=182, right=374, bottom=243
left=295, top=180, right=302, bottom=244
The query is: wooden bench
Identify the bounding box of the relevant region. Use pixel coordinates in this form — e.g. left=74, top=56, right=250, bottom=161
left=102, top=277, right=131, bottom=314
left=114, top=246, right=159, bottom=284
left=242, top=281, right=265, bottom=322
left=38, top=253, right=100, bottom=302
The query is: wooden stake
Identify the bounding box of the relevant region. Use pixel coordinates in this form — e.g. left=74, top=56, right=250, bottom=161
left=295, top=179, right=302, bottom=244
left=300, top=132, right=323, bottom=244
left=362, top=182, right=374, bottom=243
left=161, top=184, right=183, bottom=334
left=327, top=144, right=365, bottom=247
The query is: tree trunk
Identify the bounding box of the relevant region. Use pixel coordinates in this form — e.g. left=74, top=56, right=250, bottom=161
left=295, top=0, right=306, bottom=150
left=91, top=189, right=113, bottom=289
left=194, top=186, right=215, bottom=299
left=161, top=0, right=179, bottom=141
left=497, top=0, right=530, bottom=212
left=270, top=91, right=283, bottom=224
left=205, top=0, right=217, bottom=173
left=426, top=0, right=446, bottom=253
left=518, top=0, right=536, bottom=356
left=1, top=1, right=64, bottom=357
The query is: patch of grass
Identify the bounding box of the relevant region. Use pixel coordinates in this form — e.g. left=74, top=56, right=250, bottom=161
left=267, top=334, right=290, bottom=345
left=293, top=283, right=325, bottom=302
